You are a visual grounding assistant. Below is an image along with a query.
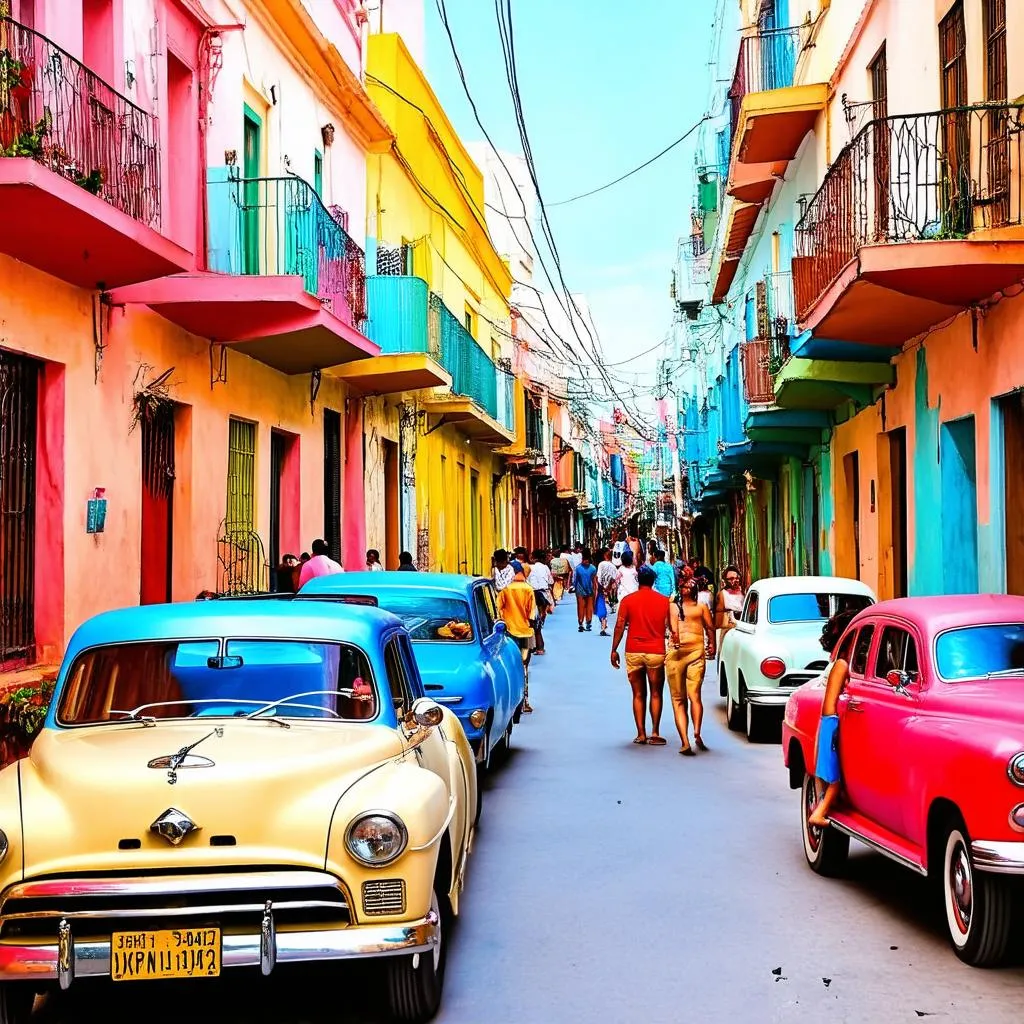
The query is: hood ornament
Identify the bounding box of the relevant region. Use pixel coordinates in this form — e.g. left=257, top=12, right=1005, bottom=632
left=156, top=727, right=224, bottom=785
left=151, top=808, right=200, bottom=846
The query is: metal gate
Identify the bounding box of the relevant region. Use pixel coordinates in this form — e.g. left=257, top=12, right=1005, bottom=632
left=0, top=351, right=38, bottom=666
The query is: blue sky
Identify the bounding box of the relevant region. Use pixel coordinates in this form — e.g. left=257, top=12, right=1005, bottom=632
left=422, top=0, right=717, bottom=403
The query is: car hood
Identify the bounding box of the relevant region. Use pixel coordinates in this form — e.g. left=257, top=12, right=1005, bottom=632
left=17, top=721, right=404, bottom=878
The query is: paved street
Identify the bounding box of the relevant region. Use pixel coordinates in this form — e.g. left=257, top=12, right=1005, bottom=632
left=41, top=603, right=1022, bottom=1023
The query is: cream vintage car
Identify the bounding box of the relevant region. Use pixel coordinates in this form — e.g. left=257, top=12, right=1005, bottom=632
left=0, top=599, right=477, bottom=1023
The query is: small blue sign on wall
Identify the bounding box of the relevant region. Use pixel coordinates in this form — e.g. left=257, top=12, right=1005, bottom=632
left=86, top=489, right=107, bottom=534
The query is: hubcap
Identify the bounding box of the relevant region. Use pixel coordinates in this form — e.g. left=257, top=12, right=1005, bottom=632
left=804, top=777, right=822, bottom=853
left=949, top=841, right=973, bottom=936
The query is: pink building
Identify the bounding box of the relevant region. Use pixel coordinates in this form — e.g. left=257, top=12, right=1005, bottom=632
left=0, top=0, right=393, bottom=670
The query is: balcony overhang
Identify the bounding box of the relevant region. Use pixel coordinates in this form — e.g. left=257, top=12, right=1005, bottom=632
left=733, top=84, right=827, bottom=165
left=107, top=273, right=378, bottom=374
left=421, top=396, right=515, bottom=447
left=331, top=353, right=450, bottom=394
left=800, top=240, right=1024, bottom=347
left=790, top=330, right=899, bottom=363
left=712, top=202, right=762, bottom=302
left=719, top=439, right=811, bottom=468
left=0, top=159, right=193, bottom=288
left=727, top=160, right=787, bottom=204
left=774, top=358, right=895, bottom=410
left=745, top=408, right=830, bottom=444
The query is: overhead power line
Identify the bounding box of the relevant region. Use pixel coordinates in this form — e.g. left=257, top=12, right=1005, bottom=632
left=548, top=116, right=711, bottom=208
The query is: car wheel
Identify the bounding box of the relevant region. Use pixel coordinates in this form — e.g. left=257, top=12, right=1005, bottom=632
left=941, top=823, right=1012, bottom=966
left=719, top=665, right=727, bottom=699
left=0, top=985, right=33, bottom=1024
left=513, top=699, right=524, bottom=725
left=385, top=887, right=447, bottom=1023
left=801, top=772, right=848, bottom=876
left=726, top=682, right=743, bottom=731
left=474, top=775, right=483, bottom=827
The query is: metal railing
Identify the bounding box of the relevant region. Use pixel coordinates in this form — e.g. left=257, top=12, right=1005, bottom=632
left=364, top=275, right=438, bottom=356
left=496, top=368, right=515, bottom=433
left=729, top=25, right=805, bottom=146
left=207, top=174, right=367, bottom=327
left=794, top=102, right=1024, bottom=320
left=0, top=16, right=160, bottom=225
left=436, top=300, right=498, bottom=420
left=741, top=336, right=789, bottom=406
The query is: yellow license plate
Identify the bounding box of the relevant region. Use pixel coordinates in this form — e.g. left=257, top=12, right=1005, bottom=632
left=111, top=927, right=221, bottom=981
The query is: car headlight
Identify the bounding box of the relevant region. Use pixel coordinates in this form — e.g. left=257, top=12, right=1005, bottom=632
left=1008, top=752, right=1024, bottom=787
left=0, top=829, right=8, bottom=863
left=468, top=708, right=487, bottom=729
left=345, top=813, right=408, bottom=866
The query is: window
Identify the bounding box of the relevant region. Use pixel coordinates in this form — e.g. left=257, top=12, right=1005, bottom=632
left=474, top=586, right=496, bottom=636
left=835, top=629, right=856, bottom=665
left=464, top=306, right=476, bottom=337
left=226, top=418, right=256, bottom=531
left=935, top=623, right=1024, bottom=680
left=370, top=594, right=474, bottom=642
left=767, top=592, right=873, bottom=623
left=384, top=637, right=414, bottom=712
left=58, top=639, right=377, bottom=724
left=851, top=625, right=875, bottom=676
left=874, top=626, right=919, bottom=681
left=313, top=150, right=323, bottom=197
left=742, top=590, right=759, bottom=624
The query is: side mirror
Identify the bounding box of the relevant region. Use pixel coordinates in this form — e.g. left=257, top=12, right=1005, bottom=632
left=886, top=669, right=911, bottom=694
left=493, top=621, right=507, bottom=637
left=406, top=697, right=444, bottom=730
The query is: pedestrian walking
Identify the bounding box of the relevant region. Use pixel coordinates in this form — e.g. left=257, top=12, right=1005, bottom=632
left=650, top=549, right=675, bottom=599
left=492, top=549, right=514, bottom=592
left=573, top=550, right=598, bottom=631
left=497, top=560, right=537, bottom=714
left=627, top=532, right=643, bottom=566
left=610, top=565, right=669, bottom=745
left=527, top=548, right=554, bottom=654
left=714, top=564, right=745, bottom=652
left=549, top=547, right=570, bottom=603
left=365, top=549, right=385, bottom=572
left=298, top=539, right=344, bottom=588
left=596, top=547, right=618, bottom=636
left=667, top=577, right=716, bottom=755
left=617, top=549, right=639, bottom=599
left=397, top=551, right=417, bottom=571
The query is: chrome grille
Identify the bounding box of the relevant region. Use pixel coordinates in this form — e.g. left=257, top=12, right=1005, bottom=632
left=362, top=879, right=405, bottom=916
left=0, top=870, right=350, bottom=941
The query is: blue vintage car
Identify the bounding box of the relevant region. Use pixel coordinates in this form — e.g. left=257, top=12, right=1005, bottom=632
left=0, top=600, right=478, bottom=1023
left=300, top=572, right=527, bottom=768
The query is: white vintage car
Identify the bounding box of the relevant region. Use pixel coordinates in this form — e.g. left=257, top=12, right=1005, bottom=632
left=719, top=575, right=876, bottom=742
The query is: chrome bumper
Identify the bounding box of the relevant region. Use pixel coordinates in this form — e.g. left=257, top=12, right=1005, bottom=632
left=746, top=689, right=795, bottom=707
left=972, top=840, right=1024, bottom=875
left=0, top=914, right=439, bottom=984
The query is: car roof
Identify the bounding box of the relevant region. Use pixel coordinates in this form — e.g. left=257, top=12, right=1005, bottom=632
left=64, top=599, right=403, bottom=655
left=857, top=594, right=1024, bottom=634
left=750, top=575, right=875, bottom=597
left=301, top=571, right=484, bottom=600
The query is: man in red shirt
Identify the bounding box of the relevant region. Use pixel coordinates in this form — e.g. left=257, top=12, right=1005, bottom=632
left=610, top=565, right=669, bottom=745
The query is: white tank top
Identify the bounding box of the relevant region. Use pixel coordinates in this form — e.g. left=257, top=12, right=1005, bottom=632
left=723, top=590, right=745, bottom=623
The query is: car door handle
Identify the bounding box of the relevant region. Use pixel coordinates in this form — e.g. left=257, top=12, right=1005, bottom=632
left=846, top=699, right=865, bottom=713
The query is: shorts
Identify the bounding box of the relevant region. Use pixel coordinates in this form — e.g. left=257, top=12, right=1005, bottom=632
left=595, top=592, right=607, bottom=619
left=815, top=714, right=841, bottom=785
left=513, top=633, right=536, bottom=654
left=535, top=590, right=551, bottom=611
left=625, top=652, right=666, bottom=684
left=666, top=642, right=705, bottom=699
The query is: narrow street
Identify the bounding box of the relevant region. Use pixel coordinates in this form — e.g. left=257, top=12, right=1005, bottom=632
left=41, top=605, right=1023, bottom=1024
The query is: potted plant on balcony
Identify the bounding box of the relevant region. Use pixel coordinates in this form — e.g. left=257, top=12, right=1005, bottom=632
left=0, top=47, right=36, bottom=152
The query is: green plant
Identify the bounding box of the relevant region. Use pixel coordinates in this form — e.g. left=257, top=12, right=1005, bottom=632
left=72, top=167, right=102, bottom=194
left=0, top=680, right=53, bottom=739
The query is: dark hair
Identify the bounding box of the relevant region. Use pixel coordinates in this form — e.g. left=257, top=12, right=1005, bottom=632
left=494, top=549, right=509, bottom=565
left=680, top=577, right=699, bottom=600
left=620, top=550, right=634, bottom=567
left=532, top=548, right=546, bottom=561
left=311, top=539, right=330, bottom=556
left=637, top=565, right=656, bottom=587
left=366, top=549, right=380, bottom=560
left=399, top=551, right=414, bottom=565
left=300, top=552, right=310, bottom=560
left=820, top=607, right=860, bottom=653
left=654, top=549, right=665, bottom=561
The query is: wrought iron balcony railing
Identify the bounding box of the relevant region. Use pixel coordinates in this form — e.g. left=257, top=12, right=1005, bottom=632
left=0, top=16, right=160, bottom=225
left=729, top=25, right=805, bottom=147
left=364, top=275, right=438, bottom=356
left=207, top=174, right=367, bottom=327
left=741, top=335, right=790, bottom=406
left=794, top=102, right=1024, bottom=321
left=496, top=365, right=515, bottom=433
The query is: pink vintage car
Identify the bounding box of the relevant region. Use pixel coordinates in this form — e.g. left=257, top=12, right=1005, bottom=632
left=782, top=595, right=1024, bottom=966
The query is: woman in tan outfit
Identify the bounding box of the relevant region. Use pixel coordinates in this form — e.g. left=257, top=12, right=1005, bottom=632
left=667, top=576, right=716, bottom=755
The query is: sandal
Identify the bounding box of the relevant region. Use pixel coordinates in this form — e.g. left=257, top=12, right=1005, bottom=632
left=679, top=747, right=696, bottom=757
left=632, top=736, right=647, bottom=745
left=695, top=737, right=708, bottom=752
left=646, top=736, right=667, bottom=746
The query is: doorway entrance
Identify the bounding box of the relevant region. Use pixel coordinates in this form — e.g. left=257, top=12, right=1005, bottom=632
left=382, top=439, right=400, bottom=570
left=842, top=451, right=861, bottom=578
left=998, top=393, right=1024, bottom=593
left=888, top=427, right=908, bottom=598
left=0, top=350, right=38, bottom=665
left=940, top=416, right=978, bottom=593
left=140, top=402, right=175, bottom=604
left=242, top=105, right=263, bottom=275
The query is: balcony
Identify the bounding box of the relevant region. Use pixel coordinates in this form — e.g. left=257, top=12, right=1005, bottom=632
left=741, top=335, right=789, bottom=406
left=0, top=16, right=191, bottom=287
left=424, top=296, right=515, bottom=446
left=794, top=104, right=1024, bottom=348
left=108, top=175, right=378, bottom=374
left=711, top=202, right=762, bottom=302
left=773, top=357, right=895, bottom=410
left=335, top=275, right=450, bottom=393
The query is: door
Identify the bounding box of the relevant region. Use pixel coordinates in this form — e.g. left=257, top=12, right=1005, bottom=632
left=269, top=430, right=285, bottom=571
left=166, top=52, right=199, bottom=249
left=1000, top=393, right=1024, bottom=593
left=841, top=451, right=860, bottom=578
left=836, top=622, right=876, bottom=814
left=456, top=463, right=466, bottom=573
left=888, top=428, right=908, bottom=598
left=842, top=623, right=920, bottom=837
left=242, top=105, right=262, bottom=275
left=870, top=45, right=889, bottom=239
left=140, top=404, right=175, bottom=605
left=473, top=583, right=508, bottom=733
left=383, top=439, right=400, bottom=570
left=0, top=351, right=37, bottom=666
left=939, top=2, right=971, bottom=235
left=323, top=410, right=342, bottom=563
left=470, top=471, right=481, bottom=576
left=940, top=417, right=978, bottom=593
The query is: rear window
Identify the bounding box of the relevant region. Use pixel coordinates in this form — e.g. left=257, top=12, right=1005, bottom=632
left=371, top=594, right=474, bottom=642
left=767, top=592, right=873, bottom=623
left=935, top=624, right=1024, bottom=680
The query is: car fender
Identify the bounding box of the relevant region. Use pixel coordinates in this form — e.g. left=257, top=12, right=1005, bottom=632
left=326, top=761, right=451, bottom=922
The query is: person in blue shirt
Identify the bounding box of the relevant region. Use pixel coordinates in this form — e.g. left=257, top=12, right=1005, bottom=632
left=650, top=550, right=676, bottom=598
left=573, top=550, right=599, bottom=632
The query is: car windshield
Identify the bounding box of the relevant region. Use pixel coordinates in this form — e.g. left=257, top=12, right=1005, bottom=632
left=767, top=593, right=873, bottom=623
left=368, top=594, right=474, bottom=642
left=935, top=624, right=1024, bottom=680
left=57, top=639, right=378, bottom=724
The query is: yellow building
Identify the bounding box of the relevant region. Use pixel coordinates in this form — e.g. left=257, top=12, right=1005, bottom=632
left=348, top=32, right=517, bottom=573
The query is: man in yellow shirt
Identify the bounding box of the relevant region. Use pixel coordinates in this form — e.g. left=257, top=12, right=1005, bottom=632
left=498, top=560, right=537, bottom=713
